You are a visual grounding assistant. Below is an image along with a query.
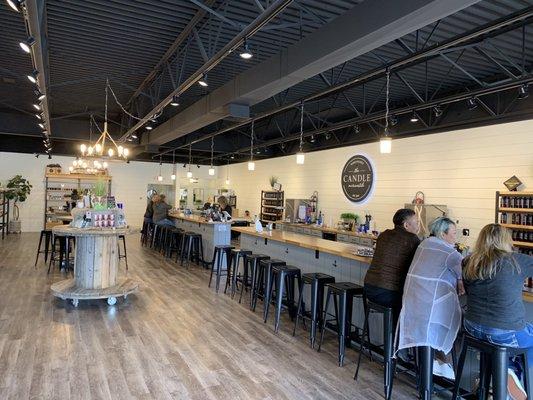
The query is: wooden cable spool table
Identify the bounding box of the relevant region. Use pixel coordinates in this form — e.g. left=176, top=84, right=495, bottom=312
left=51, top=226, right=139, bottom=307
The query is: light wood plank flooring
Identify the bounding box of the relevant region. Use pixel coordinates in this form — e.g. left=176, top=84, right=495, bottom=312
left=0, top=233, right=421, bottom=399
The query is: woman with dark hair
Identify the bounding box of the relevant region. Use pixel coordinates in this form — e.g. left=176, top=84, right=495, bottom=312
left=463, top=223, right=533, bottom=400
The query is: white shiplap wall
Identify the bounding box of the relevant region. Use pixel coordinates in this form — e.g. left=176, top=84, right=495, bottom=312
left=218, top=120, right=533, bottom=246
left=0, top=153, right=219, bottom=232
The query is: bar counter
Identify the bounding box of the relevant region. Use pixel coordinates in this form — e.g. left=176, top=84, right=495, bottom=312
left=168, top=212, right=231, bottom=263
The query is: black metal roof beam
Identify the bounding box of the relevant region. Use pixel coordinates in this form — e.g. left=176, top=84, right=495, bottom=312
left=155, top=6, right=533, bottom=159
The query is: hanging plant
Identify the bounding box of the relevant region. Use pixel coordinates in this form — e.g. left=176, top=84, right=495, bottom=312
left=5, top=175, right=32, bottom=221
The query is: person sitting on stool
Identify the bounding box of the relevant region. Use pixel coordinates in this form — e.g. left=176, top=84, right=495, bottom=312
left=463, top=223, right=533, bottom=400
left=397, top=217, right=464, bottom=380
left=144, top=194, right=159, bottom=224
left=364, top=208, right=421, bottom=321
left=153, top=194, right=174, bottom=227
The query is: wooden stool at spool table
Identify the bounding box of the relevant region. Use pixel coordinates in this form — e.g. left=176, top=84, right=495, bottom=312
left=50, top=226, right=139, bottom=307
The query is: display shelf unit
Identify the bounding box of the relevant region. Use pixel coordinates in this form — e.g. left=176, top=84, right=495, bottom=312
left=260, top=190, right=284, bottom=222
left=44, top=173, right=112, bottom=229
left=496, top=191, right=533, bottom=293
left=0, top=189, right=9, bottom=240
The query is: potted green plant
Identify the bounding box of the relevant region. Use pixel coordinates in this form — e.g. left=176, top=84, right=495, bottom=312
left=6, top=175, right=32, bottom=233
left=340, top=212, right=359, bottom=231
left=92, top=179, right=108, bottom=210
left=269, top=176, right=278, bottom=189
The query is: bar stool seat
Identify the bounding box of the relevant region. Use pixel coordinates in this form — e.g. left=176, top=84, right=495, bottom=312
left=354, top=300, right=395, bottom=400
left=35, top=229, right=53, bottom=266
left=253, top=258, right=286, bottom=316
left=225, top=248, right=252, bottom=298
left=209, top=245, right=235, bottom=293
left=293, top=272, right=336, bottom=348
left=452, top=333, right=532, bottom=400
left=242, top=254, right=270, bottom=307
left=264, top=264, right=302, bottom=333
left=317, top=282, right=364, bottom=367
left=180, top=232, right=205, bottom=269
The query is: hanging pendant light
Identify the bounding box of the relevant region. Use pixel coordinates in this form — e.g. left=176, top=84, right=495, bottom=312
left=248, top=121, right=255, bottom=171
left=186, top=145, right=193, bottom=178
left=296, top=101, right=305, bottom=164
left=171, top=151, right=176, bottom=180
left=157, top=156, right=163, bottom=182
left=379, top=68, right=392, bottom=154
left=208, top=137, right=215, bottom=176
left=225, top=158, right=230, bottom=185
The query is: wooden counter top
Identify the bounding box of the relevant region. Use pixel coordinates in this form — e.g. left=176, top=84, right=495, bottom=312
left=52, top=226, right=135, bottom=236
left=168, top=212, right=232, bottom=225
left=277, top=222, right=377, bottom=239
left=232, top=226, right=372, bottom=264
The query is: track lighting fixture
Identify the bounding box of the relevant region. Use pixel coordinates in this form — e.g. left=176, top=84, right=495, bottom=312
left=410, top=111, right=419, bottom=123
left=518, top=84, right=529, bottom=100
left=389, top=114, right=398, bottom=126
left=433, top=105, right=443, bottom=117
left=170, top=95, right=180, bottom=106
left=325, top=132, right=331, bottom=140
left=27, top=70, right=38, bottom=84
left=239, top=39, right=253, bottom=59
left=197, top=165, right=200, bottom=168
left=35, top=113, right=41, bottom=120
left=145, top=125, right=153, bottom=130
left=33, top=103, right=41, bottom=111
left=353, top=125, right=361, bottom=133
left=309, top=135, right=316, bottom=143
left=467, top=97, right=478, bottom=110
left=131, top=133, right=138, bottom=139
left=38, top=123, right=44, bottom=129
left=37, top=92, right=45, bottom=101
left=19, top=36, right=35, bottom=54
left=6, top=0, right=24, bottom=12
left=198, top=74, right=208, bottom=87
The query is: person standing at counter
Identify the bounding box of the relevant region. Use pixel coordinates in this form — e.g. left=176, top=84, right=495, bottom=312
left=463, top=224, right=533, bottom=400
left=144, top=194, right=159, bottom=223
left=218, top=196, right=232, bottom=217
left=397, top=217, right=463, bottom=380
left=153, top=194, right=174, bottom=227
left=364, top=208, right=421, bottom=319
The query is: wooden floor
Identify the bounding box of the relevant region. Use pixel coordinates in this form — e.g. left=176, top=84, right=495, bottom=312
left=0, top=233, right=422, bottom=400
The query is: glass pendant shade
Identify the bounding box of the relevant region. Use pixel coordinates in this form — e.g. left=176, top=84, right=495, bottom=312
left=296, top=152, right=305, bottom=164
left=380, top=137, right=392, bottom=154
left=248, top=161, right=255, bottom=171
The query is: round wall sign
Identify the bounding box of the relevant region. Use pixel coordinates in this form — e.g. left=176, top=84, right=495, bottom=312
left=341, top=155, right=375, bottom=203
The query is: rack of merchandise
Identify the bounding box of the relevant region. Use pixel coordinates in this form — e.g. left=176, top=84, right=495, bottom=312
left=495, top=191, right=533, bottom=297
left=44, top=173, right=112, bottom=229
left=0, top=189, right=9, bottom=239
left=261, top=190, right=284, bottom=222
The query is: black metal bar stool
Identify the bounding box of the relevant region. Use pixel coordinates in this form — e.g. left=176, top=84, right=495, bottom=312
left=180, top=232, right=205, bottom=269
left=293, top=272, right=336, bottom=348
left=117, top=234, right=128, bottom=270
left=264, top=264, right=302, bottom=333
left=208, top=245, right=235, bottom=293
left=140, top=220, right=150, bottom=244
left=225, top=248, right=252, bottom=298
left=354, top=300, right=395, bottom=400
left=252, top=258, right=286, bottom=317
left=317, top=282, right=364, bottom=367
left=452, top=333, right=532, bottom=400
left=48, top=235, right=75, bottom=273
left=168, top=228, right=184, bottom=260
left=35, top=229, right=53, bottom=266
left=150, top=223, right=162, bottom=249
left=243, top=254, right=270, bottom=308
left=417, top=346, right=435, bottom=400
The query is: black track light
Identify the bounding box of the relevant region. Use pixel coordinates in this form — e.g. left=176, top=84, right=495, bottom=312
left=309, top=135, right=316, bottom=143
left=131, top=133, right=138, bottom=139
left=27, top=69, right=39, bottom=84
left=198, top=74, right=208, bottom=87
left=325, top=132, right=331, bottom=140
left=230, top=155, right=235, bottom=159
left=170, top=95, right=180, bottom=107
left=197, top=164, right=200, bottom=168
left=518, top=84, right=529, bottom=100
left=353, top=125, right=361, bottom=133
left=467, top=97, right=478, bottom=110
left=434, top=105, right=443, bottom=117
left=410, top=111, right=419, bottom=123
left=239, top=39, right=253, bottom=60
left=145, top=125, right=153, bottom=130
left=389, top=114, right=398, bottom=126
left=6, top=0, right=24, bottom=12
left=19, top=36, right=35, bottom=54
left=182, top=163, right=186, bottom=168
left=48, top=154, right=52, bottom=160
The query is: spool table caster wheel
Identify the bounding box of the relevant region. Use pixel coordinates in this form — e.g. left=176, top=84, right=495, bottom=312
left=72, top=299, right=79, bottom=307
left=107, top=297, right=117, bottom=306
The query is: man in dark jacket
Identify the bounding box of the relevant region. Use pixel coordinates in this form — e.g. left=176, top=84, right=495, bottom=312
left=364, top=208, right=420, bottom=319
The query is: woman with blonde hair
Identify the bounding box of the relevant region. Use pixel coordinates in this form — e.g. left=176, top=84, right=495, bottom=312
left=463, top=223, right=533, bottom=400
